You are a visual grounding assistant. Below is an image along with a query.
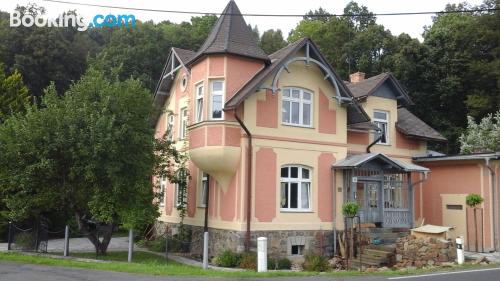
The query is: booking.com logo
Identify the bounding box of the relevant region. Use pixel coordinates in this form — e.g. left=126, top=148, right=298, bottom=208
left=9, top=11, right=136, bottom=31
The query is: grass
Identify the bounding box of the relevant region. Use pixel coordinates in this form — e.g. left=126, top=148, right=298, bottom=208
left=0, top=251, right=498, bottom=278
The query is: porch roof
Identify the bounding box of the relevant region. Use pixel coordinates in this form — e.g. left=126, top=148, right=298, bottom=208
left=332, top=153, right=429, bottom=172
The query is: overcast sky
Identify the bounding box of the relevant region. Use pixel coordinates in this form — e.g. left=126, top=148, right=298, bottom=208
left=1, top=0, right=485, bottom=40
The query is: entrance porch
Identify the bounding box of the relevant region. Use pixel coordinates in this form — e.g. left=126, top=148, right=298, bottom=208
left=333, top=153, right=429, bottom=229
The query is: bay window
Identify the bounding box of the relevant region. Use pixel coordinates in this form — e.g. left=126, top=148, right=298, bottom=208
left=210, top=80, right=224, bottom=120
left=195, top=84, right=204, bottom=123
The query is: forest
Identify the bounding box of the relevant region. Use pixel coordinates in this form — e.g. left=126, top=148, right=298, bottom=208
left=0, top=0, right=499, bottom=153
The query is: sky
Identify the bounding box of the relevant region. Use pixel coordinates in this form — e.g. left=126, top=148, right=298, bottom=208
left=1, top=0, right=485, bottom=40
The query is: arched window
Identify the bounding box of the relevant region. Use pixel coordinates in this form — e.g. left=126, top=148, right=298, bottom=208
left=280, top=166, right=311, bottom=211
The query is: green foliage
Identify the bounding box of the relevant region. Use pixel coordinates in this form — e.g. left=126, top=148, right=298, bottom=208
left=342, top=202, right=360, bottom=217
left=0, top=65, right=29, bottom=123
left=277, top=257, right=292, bottom=269
left=302, top=253, right=329, bottom=272
left=214, top=250, right=241, bottom=268
left=466, top=194, right=484, bottom=208
left=459, top=110, right=500, bottom=153
left=238, top=251, right=257, bottom=270
left=0, top=68, right=158, bottom=253
left=260, top=29, right=287, bottom=54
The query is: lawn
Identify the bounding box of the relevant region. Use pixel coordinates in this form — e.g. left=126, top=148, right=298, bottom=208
left=0, top=251, right=498, bottom=278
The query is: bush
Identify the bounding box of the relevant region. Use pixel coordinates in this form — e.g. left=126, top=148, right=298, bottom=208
left=303, top=254, right=329, bottom=272
left=238, top=252, right=257, bottom=270
left=267, top=257, right=277, bottom=270
left=466, top=194, right=484, bottom=208
left=277, top=257, right=292, bottom=269
left=214, top=250, right=241, bottom=267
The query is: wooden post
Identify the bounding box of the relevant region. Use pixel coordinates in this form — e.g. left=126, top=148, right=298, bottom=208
left=474, top=208, right=478, bottom=252
left=63, top=225, right=69, bottom=257
left=7, top=222, right=12, bottom=251
left=128, top=229, right=133, bottom=263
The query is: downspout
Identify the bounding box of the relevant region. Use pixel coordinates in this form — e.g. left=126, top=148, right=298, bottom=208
left=485, top=158, right=498, bottom=251
left=233, top=108, right=253, bottom=252
left=366, top=128, right=383, bottom=153
left=203, top=174, right=210, bottom=232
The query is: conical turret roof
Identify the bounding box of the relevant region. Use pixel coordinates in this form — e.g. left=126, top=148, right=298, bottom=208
left=188, top=0, right=269, bottom=65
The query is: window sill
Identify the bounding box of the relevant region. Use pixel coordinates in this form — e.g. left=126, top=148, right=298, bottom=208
left=197, top=205, right=206, bottom=209
left=375, top=142, right=390, bottom=146
left=282, top=123, right=314, bottom=129
left=280, top=209, right=314, bottom=213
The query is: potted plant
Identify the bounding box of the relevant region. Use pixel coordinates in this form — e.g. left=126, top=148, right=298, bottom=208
left=466, top=193, right=484, bottom=251
left=342, top=202, right=360, bottom=218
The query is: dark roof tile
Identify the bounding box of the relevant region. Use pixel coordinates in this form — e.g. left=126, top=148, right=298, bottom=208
left=397, top=108, right=446, bottom=141
left=188, top=1, right=268, bottom=65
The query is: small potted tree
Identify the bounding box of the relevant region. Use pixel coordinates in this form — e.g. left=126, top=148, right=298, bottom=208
left=466, top=194, right=484, bottom=251
left=342, top=202, right=360, bottom=268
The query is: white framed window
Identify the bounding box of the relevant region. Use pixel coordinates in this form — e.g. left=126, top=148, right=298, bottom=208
left=200, top=172, right=208, bottom=207
left=281, top=88, right=313, bottom=127
left=210, top=80, right=224, bottom=120
left=280, top=166, right=311, bottom=211
left=174, top=183, right=184, bottom=207
left=166, top=114, right=174, bottom=141
left=195, top=83, right=204, bottom=123
left=179, top=107, right=188, bottom=139
left=159, top=176, right=166, bottom=207
left=373, top=110, right=389, bottom=145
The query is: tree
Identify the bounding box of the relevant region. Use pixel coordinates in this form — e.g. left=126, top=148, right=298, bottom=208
left=0, top=64, right=29, bottom=123
left=459, top=110, right=500, bottom=153
left=260, top=29, right=287, bottom=54
left=0, top=69, right=159, bottom=254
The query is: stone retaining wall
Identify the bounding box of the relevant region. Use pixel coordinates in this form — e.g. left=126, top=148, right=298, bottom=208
left=155, top=222, right=334, bottom=258
left=394, top=235, right=457, bottom=268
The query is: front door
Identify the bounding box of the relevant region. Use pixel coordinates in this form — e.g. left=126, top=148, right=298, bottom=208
left=355, top=181, right=382, bottom=223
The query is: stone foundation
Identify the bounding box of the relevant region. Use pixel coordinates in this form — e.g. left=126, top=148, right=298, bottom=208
left=155, top=221, right=335, bottom=258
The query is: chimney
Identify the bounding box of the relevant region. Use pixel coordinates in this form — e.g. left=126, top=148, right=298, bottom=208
left=349, top=72, right=365, bottom=83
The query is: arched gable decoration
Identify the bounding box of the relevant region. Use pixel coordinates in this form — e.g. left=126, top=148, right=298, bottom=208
left=267, top=41, right=353, bottom=106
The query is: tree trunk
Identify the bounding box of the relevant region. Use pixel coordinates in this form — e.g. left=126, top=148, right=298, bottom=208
left=75, top=213, right=115, bottom=255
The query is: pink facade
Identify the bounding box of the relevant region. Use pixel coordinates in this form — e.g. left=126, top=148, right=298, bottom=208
left=254, top=148, right=277, bottom=222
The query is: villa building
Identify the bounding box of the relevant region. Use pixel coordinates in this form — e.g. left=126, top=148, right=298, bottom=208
left=152, top=0, right=446, bottom=256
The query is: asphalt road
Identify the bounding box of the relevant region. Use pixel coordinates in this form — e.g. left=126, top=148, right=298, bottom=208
left=0, top=261, right=499, bottom=281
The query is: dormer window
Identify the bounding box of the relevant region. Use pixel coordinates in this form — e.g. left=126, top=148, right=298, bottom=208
left=281, top=88, right=312, bottom=127
left=373, top=110, right=389, bottom=145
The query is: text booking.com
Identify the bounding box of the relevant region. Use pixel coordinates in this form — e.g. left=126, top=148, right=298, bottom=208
left=9, top=11, right=136, bottom=31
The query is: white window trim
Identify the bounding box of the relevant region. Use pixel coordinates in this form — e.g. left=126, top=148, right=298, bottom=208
left=210, top=80, right=225, bottom=120
left=195, top=83, right=204, bottom=123
left=281, top=88, right=313, bottom=128
left=159, top=177, right=166, bottom=207
left=174, top=183, right=182, bottom=207
left=373, top=110, right=390, bottom=145
left=199, top=172, right=208, bottom=208
left=179, top=107, right=188, bottom=140
left=167, top=114, right=174, bottom=141
left=280, top=166, right=312, bottom=212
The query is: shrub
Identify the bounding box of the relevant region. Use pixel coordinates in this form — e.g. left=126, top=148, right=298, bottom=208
left=238, top=251, right=257, bottom=270
left=277, top=257, right=292, bottom=269
left=215, top=250, right=241, bottom=267
left=302, top=253, right=329, bottom=272
left=267, top=257, right=277, bottom=270
left=342, top=202, right=360, bottom=217
left=466, top=194, right=484, bottom=208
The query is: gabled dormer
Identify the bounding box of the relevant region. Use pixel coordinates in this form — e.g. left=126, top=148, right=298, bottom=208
left=346, top=72, right=445, bottom=155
